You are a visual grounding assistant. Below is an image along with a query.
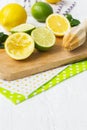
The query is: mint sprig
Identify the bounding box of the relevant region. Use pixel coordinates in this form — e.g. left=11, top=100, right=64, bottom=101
left=65, top=14, right=80, bottom=27
left=0, top=32, right=8, bottom=49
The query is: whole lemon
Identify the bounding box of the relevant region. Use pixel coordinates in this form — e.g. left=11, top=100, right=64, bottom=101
left=0, top=3, right=27, bottom=31
left=46, top=0, right=61, bottom=4
left=31, top=2, right=53, bottom=22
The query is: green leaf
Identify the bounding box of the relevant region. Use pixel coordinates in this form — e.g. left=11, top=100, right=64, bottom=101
left=65, top=14, right=73, bottom=22
left=0, top=32, right=8, bottom=43
left=65, top=14, right=80, bottom=27
left=70, top=19, right=80, bottom=27
left=0, top=43, right=4, bottom=49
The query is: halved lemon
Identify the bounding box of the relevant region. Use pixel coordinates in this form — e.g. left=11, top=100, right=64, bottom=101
left=46, top=14, right=70, bottom=36
left=5, top=33, right=34, bottom=60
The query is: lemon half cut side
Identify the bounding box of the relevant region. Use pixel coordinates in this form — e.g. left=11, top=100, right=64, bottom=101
left=5, top=33, right=34, bottom=60
left=46, top=14, right=71, bottom=36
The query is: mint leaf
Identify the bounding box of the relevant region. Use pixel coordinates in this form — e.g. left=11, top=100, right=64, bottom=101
left=65, top=14, right=80, bottom=27
left=65, top=14, right=73, bottom=22
left=0, top=43, right=4, bottom=49
left=70, top=19, right=80, bottom=27
left=0, top=32, right=8, bottom=43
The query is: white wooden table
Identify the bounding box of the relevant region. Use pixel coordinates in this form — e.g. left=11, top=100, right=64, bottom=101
left=0, top=0, right=87, bottom=130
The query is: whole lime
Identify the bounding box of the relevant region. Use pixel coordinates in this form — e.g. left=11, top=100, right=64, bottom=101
left=31, top=2, right=53, bottom=22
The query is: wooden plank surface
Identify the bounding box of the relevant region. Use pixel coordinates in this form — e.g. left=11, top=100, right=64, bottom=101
left=0, top=38, right=87, bottom=81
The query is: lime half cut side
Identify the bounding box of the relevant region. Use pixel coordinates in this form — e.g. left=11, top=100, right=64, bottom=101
left=10, top=23, right=35, bottom=34
left=31, top=27, right=56, bottom=51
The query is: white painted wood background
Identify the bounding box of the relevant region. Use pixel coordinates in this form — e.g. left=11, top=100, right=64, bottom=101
left=0, top=0, right=87, bottom=130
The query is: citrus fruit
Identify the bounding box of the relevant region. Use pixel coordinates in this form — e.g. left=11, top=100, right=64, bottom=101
left=46, top=0, right=61, bottom=4
left=31, top=27, right=56, bottom=51
left=0, top=3, right=27, bottom=31
left=10, top=23, right=35, bottom=34
left=46, top=14, right=71, bottom=36
left=31, top=2, right=53, bottom=22
left=5, top=33, right=34, bottom=60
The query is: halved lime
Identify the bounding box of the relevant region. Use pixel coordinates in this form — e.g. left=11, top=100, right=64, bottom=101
left=31, top=27, right=56, bottom=51
left=10, top=23, right=35, bottom=34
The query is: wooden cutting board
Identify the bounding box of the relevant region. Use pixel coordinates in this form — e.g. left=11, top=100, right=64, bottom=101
left=0, top=38, right=87, bottom=81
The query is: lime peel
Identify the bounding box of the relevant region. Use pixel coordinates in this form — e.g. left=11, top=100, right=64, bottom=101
left=31, top=2, right=53, bottom=22
left=10, top=23, right=35, bottom=34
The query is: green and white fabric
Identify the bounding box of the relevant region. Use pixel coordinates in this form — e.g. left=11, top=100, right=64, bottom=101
left=0, top=60, right=87, bottom=104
